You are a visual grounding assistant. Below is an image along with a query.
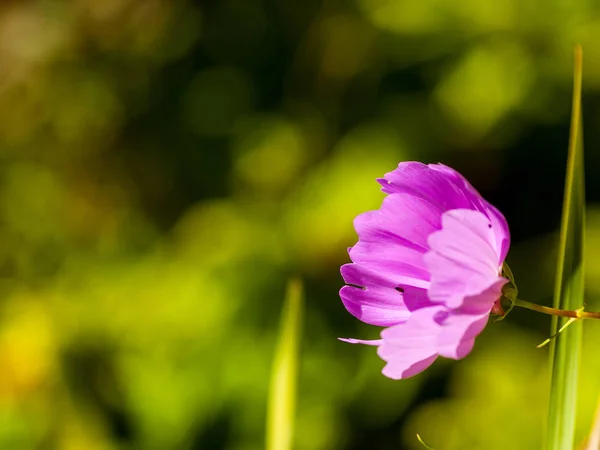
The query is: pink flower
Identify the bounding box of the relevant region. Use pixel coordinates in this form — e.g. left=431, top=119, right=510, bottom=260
left=340, top=162, right=510, bottom=379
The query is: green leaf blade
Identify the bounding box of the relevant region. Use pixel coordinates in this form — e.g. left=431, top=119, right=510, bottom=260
left=266, top=278, right=303, bottom=450
left=546, top=45, right=585, bottom=450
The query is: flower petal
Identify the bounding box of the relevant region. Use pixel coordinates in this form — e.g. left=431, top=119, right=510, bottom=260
left=437, top=277, right=508, bottom=359
left=378, top=162, right=474, bottom=211
left=437, top=312, right=489, bottom=360
left=424, top=209, right=504, bottom=309
left=436, top=279, right=507, bottom=359
left=340, top=263, right=432, bottom=326
left=429, top=163, right=488, bottom=210
left=338, top=337, right=382, bottom=346
left=340, top=286, right=407, bottom=326
left=377, top=306, right=444, bottom=379
left=349, top=193, right=442, bottom=286
left=376, top=288, right=502, bottom=379
left=431, top=163, right=510, bottom=262
left=485, top=204, right=511, bottom=264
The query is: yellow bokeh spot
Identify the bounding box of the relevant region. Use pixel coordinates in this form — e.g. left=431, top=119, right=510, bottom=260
left=285, top=123, right=408, bottom=271
left=435, top=41, right=534, bottom=140
left=0, top=293, right=57, bottom=402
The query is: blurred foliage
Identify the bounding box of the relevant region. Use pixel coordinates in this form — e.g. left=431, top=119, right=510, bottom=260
left=2, top=0, right=600, bottom=449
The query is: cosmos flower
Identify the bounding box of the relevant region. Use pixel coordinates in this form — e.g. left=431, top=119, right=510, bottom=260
left=340, top=162, right=510, bottom=379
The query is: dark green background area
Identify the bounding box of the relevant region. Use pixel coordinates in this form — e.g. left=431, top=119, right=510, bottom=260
left=2, top=0, right=600, bottom=449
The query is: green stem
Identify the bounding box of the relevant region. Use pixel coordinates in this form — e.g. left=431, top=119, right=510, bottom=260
left=514, top=298, right=599, bottom=319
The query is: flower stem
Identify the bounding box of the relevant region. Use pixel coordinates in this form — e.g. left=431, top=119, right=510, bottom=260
left=514, top=298, right=600, bottom=319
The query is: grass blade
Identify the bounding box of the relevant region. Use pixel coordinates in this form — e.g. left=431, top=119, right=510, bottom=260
left=417, top=434, right=437, bottom=450
left=546, top=45, right=585, bottom=450
left=266, top=278, right=303, bottom=450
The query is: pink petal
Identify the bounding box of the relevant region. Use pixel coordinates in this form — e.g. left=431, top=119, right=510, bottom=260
left=425, top=209, right=504, bottom=309
left=436, top=311, right=489, bottom=360
left=458, top=277, right=508, bottom=314
left=429, top=163, right=487, bottom=210
left=485, top=204, right=511, bottom=264
left=349, top=193, right=442, bottom=286
left=436, top=279, right=507, bottom=359
left=377, top=162, right=474, bottom=211
left=341, top=274, right=506, bottom=380
left=377, top=306, right=443, bottom=379
left=431, top=163, right=510, bottom=262
left=355, top=193, right=441, bottom=249
left=340, top=264, right=432, bottom=326
left=340, top=264, right=431, bottom=326
left=338, top=337, right=382, bottom=346
left=340, top=285, right=408, bottom=326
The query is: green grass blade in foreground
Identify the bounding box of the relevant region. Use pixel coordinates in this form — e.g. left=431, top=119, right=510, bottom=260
left=546, top=45, right=585, bottom=450
left=266, top=278, right=303, bottom=450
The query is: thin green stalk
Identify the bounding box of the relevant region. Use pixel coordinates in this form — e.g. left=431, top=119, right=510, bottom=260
left=513, top=299, right=599, bottom=319
left=546, top=44, right=585, bottom=450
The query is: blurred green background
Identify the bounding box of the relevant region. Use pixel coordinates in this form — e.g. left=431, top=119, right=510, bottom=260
left=3, top=0, right=600, bottom=449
